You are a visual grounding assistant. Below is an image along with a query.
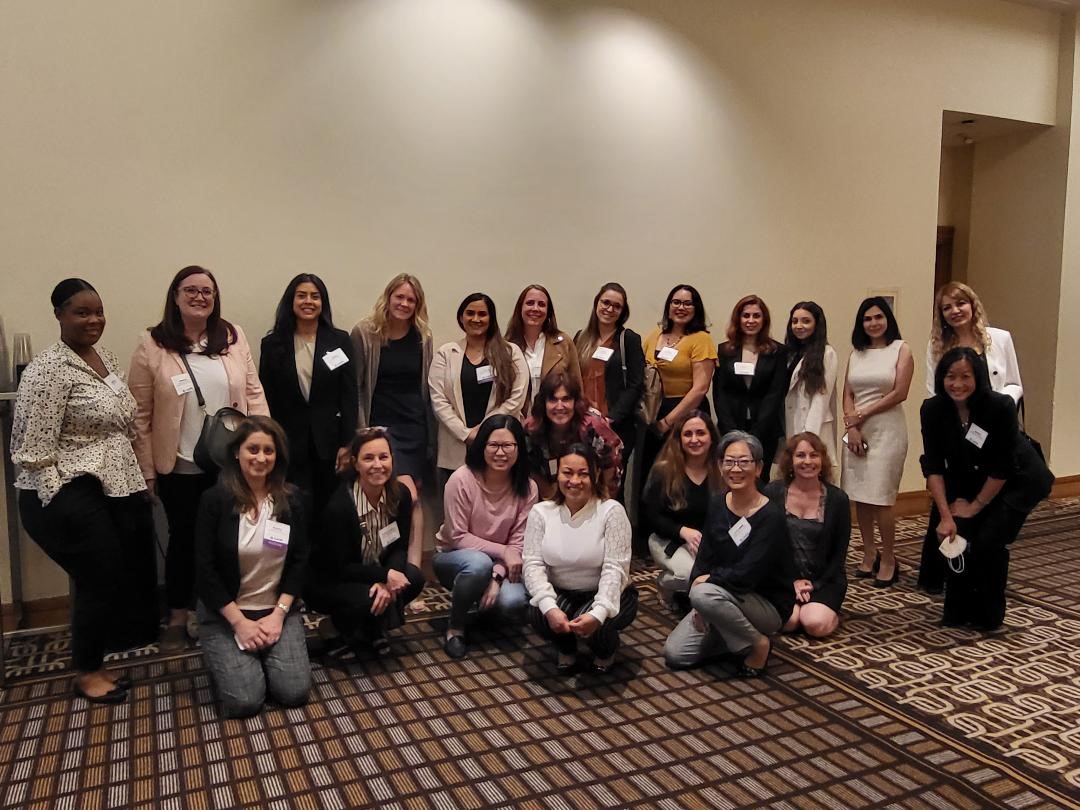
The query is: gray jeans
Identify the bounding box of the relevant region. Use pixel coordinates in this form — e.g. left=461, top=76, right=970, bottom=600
left=198, top=604, right=312, bottom=718
left=664, top=583, right=781, bottom=669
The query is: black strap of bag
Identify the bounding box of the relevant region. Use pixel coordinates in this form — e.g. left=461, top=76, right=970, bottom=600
left=618, top=329, right=627, bottom=387
left=178, top=352, right=207, bottom=411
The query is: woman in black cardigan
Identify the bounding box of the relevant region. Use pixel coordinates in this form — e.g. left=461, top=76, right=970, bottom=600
left=306, top=427, right=426, bottom=655
left=921, top=347, right=1052, bottom=631
left=764, top=432, right=850, bottom=638
left=194, top=416, right=311, bottom=718
left=260, top=274, right=357, bottom=517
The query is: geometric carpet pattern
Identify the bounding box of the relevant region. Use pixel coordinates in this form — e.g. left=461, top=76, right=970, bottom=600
left=0, top=501, right=1078, bottom=809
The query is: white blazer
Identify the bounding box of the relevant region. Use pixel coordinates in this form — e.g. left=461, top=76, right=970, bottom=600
left=924, top=326, right=1023, bottom=404
left=428, top=338, right=529, bottom=470
left=784, top=344, right=838, bottom=460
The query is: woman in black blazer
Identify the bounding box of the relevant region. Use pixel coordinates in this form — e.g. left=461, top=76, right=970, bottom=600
left=764, top=432, right=850, bottom=638
left=713, top=295, right=788, bottom=483
left=921, top=347, right=1052, bottom=631
left=260, top=274, right=357, bottom=516
left=194, top=416, right=311, bottom=718
left=306, top=427, right=426, bottom=655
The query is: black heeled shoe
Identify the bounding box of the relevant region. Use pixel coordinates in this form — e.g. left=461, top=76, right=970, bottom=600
left=855, top=552, right=881, bottom=579
left=874, top=563, right=900, bottom=588
left=74, top=683, right=129, bottom=705
left=736, top=638, right=772, bottom=678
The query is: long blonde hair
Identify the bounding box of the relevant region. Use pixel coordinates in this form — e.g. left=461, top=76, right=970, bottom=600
left=364, top=274, right=431, bottom=343
left=929, top=281, right=990, bottom=365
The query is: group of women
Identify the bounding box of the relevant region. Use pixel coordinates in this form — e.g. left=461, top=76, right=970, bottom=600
left=9, top=268, right=1051, bottom=716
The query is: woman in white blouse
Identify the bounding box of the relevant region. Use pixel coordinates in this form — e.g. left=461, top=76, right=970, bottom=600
left=783, top=301, right=838, bottom=473
left=13, top=279, right=156, bottom=703
left=523, top=444, right=637, bottom=674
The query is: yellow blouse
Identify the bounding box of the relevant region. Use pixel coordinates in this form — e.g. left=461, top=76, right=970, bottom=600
left=642, top=329, right=717, bottom=398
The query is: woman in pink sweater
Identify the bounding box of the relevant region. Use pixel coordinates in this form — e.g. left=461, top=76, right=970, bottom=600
left=434, top=414, right=538, bottom=659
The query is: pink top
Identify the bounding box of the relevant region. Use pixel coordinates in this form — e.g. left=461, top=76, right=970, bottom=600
left=436, top=466, right=539, bottom=578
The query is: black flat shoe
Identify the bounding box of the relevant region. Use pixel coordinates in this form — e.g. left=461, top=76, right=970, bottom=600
left=556, top=653, right=577, bottom=674
left=443, top=634, right=467, bottom=660
left=736, top=639, right=772, bottom=678
left=109, top=674, right=133, bottom=690
left=74, top=684, right=129, bottom=704
left=855, top=552, right=881, bottom=579
left=874, top=564, right=900, bottom=588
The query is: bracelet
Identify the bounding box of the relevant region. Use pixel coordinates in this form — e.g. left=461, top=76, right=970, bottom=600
left=276, top=602, right=289, bottom=615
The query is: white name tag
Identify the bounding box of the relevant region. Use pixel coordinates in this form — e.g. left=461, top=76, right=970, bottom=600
left=263, top=519, right=291, bottom=550
left=733, top=362, right=755, bottom=377
left=549, top=458, right=558, bottom=476
left=657, top=346, right=679, bottom=362
left=729, top=517, right=751, bottom=546
left=171, top=373, right=194, bottom=396
left=378, top=521, right=401, bottom=547
left=475, top=365, right=494, bottom=383
left=965, top=423, right=989, bottom=448
left=592, top=346, right=614, bottom=362
left=322, top=348, right=349, bottom=370
left=103, top=373, right=127, bottom=395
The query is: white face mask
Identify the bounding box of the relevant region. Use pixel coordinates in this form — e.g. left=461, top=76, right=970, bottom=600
left=938, top=533, right=967, bottom=573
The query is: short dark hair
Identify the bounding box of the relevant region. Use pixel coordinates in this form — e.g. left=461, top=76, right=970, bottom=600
left=933, top=346, right=991, bottom=401
left=346, top=427, right=401, bottom=515
left=851, top=296, right=902, bottom=350
left=50, top=278, right=96, bottom=310
left=552, top=442, right=607, bottom=503
left=660, top=284, right=708, bottom=334
left=269, top=274, right=335, bottom=340
left=465, top=414, right=531, bottom=498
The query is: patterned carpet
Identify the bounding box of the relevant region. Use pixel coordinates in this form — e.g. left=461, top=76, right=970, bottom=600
left=0, top=500, right=1078, bottom=809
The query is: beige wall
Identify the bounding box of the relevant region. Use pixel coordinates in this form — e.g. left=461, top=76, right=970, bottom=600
left=0, top=0, right=1069, bottom=601
left=938, top=144, right=974, bottom=281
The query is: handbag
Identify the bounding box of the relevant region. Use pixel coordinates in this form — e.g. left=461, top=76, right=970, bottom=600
left=635, top=332, right=664, bottom=426
left=1017, top=397, right=1046, bottom=463
left=179, top=353, right=246, bottom=474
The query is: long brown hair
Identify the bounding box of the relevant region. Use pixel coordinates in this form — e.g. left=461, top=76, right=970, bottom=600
left=929, top=281, right=990, bottom=365
left=220, top=416, right=294, bottom=517
left=777, top=431, right=835, bottom=484
left=149, top=265, right=238, bottom=355
left=575, top=282, right=629, bottom=363
left=348, top=427, right=401, bottom=515
left=721, top=294, right=779, bottom=355
left=648, top=410, right=723, bottom=510
left=457, top=293, right=515, bottom=405
left=505, top=284, right=560, bottom=348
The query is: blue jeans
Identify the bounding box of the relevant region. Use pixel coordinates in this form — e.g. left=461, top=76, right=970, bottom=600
left=432, top=549, right=528, bottom=630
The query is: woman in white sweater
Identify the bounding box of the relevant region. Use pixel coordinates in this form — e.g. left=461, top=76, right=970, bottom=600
left=523, top=443, right=637, bottom=674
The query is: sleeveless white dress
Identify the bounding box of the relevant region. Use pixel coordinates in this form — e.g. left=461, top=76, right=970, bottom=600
left=840, top=340, right=907, bottom=506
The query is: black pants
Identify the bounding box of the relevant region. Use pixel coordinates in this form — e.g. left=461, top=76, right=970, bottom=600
left=306, top=563, right=426, bottom=640
left=288, top=432, right=340, bottom=526
left=529, top=585, right=639, bottom=659
left=158, top=471, right=216, bottom=610
left=19, top=477, right=156, bottom=671
left=917, top=504, right=946, bottom=592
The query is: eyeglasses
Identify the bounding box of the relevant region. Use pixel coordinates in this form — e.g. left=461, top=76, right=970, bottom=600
left=598, top=299, right=623, bottom=312
left=722, top=457, right=755, bottom=470
left=670, top=299, right=694, bottom=310
left=180, top=286, right=215, bottom=300
left=485, top=442, right=518, bottom=453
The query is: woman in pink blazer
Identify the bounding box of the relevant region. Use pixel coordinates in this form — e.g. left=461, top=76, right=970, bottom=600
left=128, top=265, right=268, bottom=650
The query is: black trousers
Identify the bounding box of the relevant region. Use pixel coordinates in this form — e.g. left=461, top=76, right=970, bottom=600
left=529, top=585, right=639, bottom=659
left=287, top=431, right=340, bottom=526
left=19, top=477, right=157, bottom=671
left=306, top=563, right=426, bottom=640
left=917, top=504, right=946, bottom=592
left=158, top=471, right=216, bottom=610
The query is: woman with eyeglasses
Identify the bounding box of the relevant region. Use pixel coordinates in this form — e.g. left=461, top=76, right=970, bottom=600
left=505, top=284, right=582, bottom=415
left=713, top=295, right=787, bottom=483
left=432, top=415, right=538, bottom=659
left=840, top=297, right=913, bottom=588
left=523, top=444, right=637, bottom=674
left=306, top=427, right=427, bottom=655
left=664, top=431, right=794, bottom=677
left=129, top=266, right=268, bottom=651
left=259, top=274, right=356, bottom=517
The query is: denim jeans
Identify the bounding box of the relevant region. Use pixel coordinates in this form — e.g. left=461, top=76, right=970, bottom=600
left=432, top=548, right=528, bottom=630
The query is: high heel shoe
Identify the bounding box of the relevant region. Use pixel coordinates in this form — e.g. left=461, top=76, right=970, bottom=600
left=736, top=638, right=772, bottom=678
left=855, top=552, right=880, bottom=579
left=874, top=562, right=900, bottom=588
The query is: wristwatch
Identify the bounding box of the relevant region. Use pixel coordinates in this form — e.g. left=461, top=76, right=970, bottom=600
left=277, top=602, right=290, bottom=615
left=492, top=573, right=505, bottom=584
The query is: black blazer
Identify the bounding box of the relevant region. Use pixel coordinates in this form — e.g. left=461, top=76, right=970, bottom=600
left=575, top=327, right=645, bottom=430
left=194, top=484, right=310, bottom=613
left=712, top=342, right=788, bottom=451
left=763, top=480, right=850, bottom=592
left=259, top=327, right=358, bottom=465
left=310, top=479, right=413, bottom=587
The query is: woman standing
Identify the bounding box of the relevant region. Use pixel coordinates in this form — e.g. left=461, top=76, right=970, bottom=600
left=764, top=433, right=850, bottom=638
left=351, top=274, right=434, bottom=567
left=433, top=415, right=538, bottom=659
left=643, top=411, right=722, bottom=607
left=840, top=297, right=913, bottom=588
left=429, top=293, right=529, bottom=480
left=260, top=274, right=356, bottom=517
left=783, top=302, right=838, bottom=471
left=523, top=445, right=637, bottom=674
left=194, top=416, right=311, bottom=718
left=13, top=279, right=156, bottom=702
left=713, top=295, right=787, bottom=483
left=664, top=431, right=794, bottom=676
left=920, top=348, right=1051, bottom=630
left=506, top=284, right=582, bottom=415
left=306, top=427, right=426, bottom=655
left=129, top=265, right=268, bottom=650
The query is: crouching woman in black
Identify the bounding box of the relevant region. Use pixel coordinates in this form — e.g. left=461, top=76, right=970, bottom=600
left=920, top=347, right=1052, bottom=631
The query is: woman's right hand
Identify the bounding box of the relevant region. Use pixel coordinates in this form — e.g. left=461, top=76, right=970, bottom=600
left=679, top=527, right=702, bottom=555
left=369, top=583, right=393, bottom=616
left=479, top=579, right=500, bottom=611
left=545, top=608, right=571, bottom=634
left=232, top=617, right=268, bottom=651
left=465, top=427, right=479, bottom=445
left=504, top=549, right=523, bottom=583
left=846, top=427, right=865, bottom=457
left=936, top=513, right=958, bottom=543
left=385, top=568, right=409, bottom=596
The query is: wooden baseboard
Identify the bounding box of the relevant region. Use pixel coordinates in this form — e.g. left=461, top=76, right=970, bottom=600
left=1, top=595, right=69, bottom=633
left=1049, top=473, right=1080, bottom=498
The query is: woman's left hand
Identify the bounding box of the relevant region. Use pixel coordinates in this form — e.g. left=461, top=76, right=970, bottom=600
left=335, top=446, right=351, bottom=472
left=369, top=583, right=393, bottom=616
left=255, top=610, right=285, bottom=646
left=794, top=579, right=813, bottom=604
left=568, top=614, right=600, bottom=638
left=950, top=498, right=980, bottom=519
left=385, top=569, right=409, bottom=595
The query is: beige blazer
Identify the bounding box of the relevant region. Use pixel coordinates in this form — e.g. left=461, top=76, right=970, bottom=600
left=521, top=330, right=583, bottom=417
left=428, top=338, right=529, bottom=470
left=784, top=344, right=838, bottom=462
left=128, top=325, right=269, bottom=480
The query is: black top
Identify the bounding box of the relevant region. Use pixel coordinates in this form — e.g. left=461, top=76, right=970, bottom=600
left=194, top=484, right=310, bottom=613
left=461, top=355, right=494, bottom=429
left=370, top=328, right=426, bottom=428
left=712, top=343, right=788, bottom=452
left=310, top=479, right=414, bottom=587
left=642, top=470, right=711, bottom=557
left=690, top=495, right=796, bottom=619
left=763, top=480, right=850, bottom=593
left=259, top=327, right=358, bottom=465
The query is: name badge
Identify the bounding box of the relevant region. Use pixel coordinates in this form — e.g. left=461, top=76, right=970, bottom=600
left=965, top=423, right=989, bottom=448
left=171, top=373, right=194, bottom=396
left=733, top=362, right=755, bottom=377
left=592, top=346, right=614, bottom=362
left=729, top=517, right=751, bottom=546
left=475, top=365, right=494, bottom=383
left=263, top=519, right=291, bottom=550
left=378, top=522, right=401, bottom=548
left=657, top=346, right=679, bottom=362
left=322, top=348, right=349, bottom=370
left=548, top=458, right=558, bottom=476
left=103, top=373, right=127, bottom=395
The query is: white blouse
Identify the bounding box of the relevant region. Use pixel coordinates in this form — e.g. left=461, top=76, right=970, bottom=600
left=924, top=326, right=1023, bottom=404
left=177, top=349, right=229, bottom=470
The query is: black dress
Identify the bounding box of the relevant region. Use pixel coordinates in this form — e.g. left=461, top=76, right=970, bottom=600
left=370, top=328, right=428, bottom=479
